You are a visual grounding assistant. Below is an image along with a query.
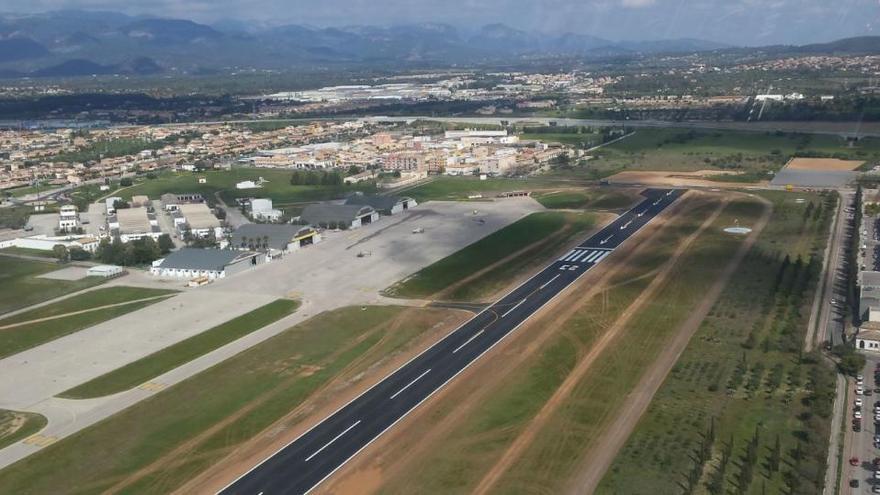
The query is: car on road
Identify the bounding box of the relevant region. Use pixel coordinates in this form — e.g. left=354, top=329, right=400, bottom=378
left=851, top=457, right=861, bottom=466
left=855, top=410, right=863, bottom=419
left=851, top=478, right=860, bottom=488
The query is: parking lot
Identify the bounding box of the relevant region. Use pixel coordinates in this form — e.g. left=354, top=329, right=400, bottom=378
left=846, top=355, right=880, bottom=493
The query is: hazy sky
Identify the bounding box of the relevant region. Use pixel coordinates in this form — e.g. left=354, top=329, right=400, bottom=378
left=2, top=0, right=878, bottom=45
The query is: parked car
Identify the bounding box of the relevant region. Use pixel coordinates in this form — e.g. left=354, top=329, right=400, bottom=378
left=851, top=457, right=861, bottom=466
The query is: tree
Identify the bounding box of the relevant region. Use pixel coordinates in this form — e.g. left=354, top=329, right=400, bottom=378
left=69, top=247, right=91, bottom=261
left=120, top=177, right=133, bottom=187
left=113, top=199, right=130, bottom=211
left=52, top=244, right=69, bottom=262
left=157, top=234, right=174, bottom=255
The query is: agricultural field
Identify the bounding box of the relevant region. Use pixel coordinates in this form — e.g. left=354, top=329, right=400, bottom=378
left=598, top=191, right=836, bottom=495
left=120, top=168, right=376, bottom=207
left=532, top=127, right=880, bottom=178
left=323, top=192, right=762, bottom=494
left=0, top=286, right=177, bottom=358
left=0, top=306, right=467, bottom=495
left=60, top=299, right=300, bottom=398
left=385, top=211, right=598, bottom=301
left=0, top=256, right=108, bottom=315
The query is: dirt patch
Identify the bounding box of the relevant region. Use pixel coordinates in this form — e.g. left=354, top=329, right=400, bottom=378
left=609, top=170, right=766, bottom=188
left=785, top=157, right=864, bottom=171
left=562, top=193, right=772, bottom=495
left=313, top=192, right=705, bottom=495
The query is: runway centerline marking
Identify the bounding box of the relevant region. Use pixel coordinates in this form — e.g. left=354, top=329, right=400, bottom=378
left=390, top=369, right=432, bottom=399
left=453, top=330, right=485, bottom=354
left=539, top=274, right=561, bottom=290
left=501, top=298, right=527, bottom=318
left=305, top=420, right=361, bottom=462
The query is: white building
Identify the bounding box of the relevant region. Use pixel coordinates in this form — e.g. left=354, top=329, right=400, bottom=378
left=58, top=205, right=79, bottom=230
left=150, top=248, right=265, bottom=280
left=236, top=180, right=261, bottom=190
left=250, top=198, right=283, bottom=222
left=87, top=265, right=123, bottom=278
left=177, top=203, right=223, bottom=239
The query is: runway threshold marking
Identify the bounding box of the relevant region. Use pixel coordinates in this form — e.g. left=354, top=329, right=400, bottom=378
left=539, top=274, right=561, bottom=290
left=390, top=369, right=432, bottom=399
left=305, top=420, right=362, bottom=462
left=453, top=330, right=485, bottom=354
left=501, top=298, right=527, bottom=318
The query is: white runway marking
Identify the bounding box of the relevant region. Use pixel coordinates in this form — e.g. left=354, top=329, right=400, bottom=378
left=593, top=251, right=610, bottom=263
left=305, top=420, right=361, bottom=462
left=584, top=251, right=602, bottom=263
left=502, top=298, right=527, bottom=318
left=564, top=250, right=583, bottom=262
left=570, top=250, right=590, bottom=262
left=539, top=274, right=561, bottom=290
left=559, top=249, right=576, bottom=261
left=452, top=330, right=484, bottom=354
left=390, top=369, right=432, bottom=399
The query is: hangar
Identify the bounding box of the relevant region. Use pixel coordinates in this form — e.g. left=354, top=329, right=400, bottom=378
left=227, top=224, right=321, bottom=256
left=300, top=204, right=379, bottom=230
left=150, top=248, right=264, bottom=280
left=344, top=194, right=417, bottom=215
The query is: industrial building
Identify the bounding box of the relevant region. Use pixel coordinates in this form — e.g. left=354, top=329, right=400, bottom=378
left=150, top=248, right=264, bottom=280
left=300, top=204, right=378, bottom=229
left=344, top=194, right=416, bottom=215
left=108, top=207, right=161, bottom=242
left=86, top=265, right=124, bottom=278
left=161, top=193, right=205, bottom=212
left=227, top=224, right=320, bottom=256
left=174, top=203, right=223, bottom=238
left=249, top=198, right=283, bottom=222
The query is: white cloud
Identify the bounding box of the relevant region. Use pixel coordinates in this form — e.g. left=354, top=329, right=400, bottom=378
left=621, top=0, right=656, bottom=7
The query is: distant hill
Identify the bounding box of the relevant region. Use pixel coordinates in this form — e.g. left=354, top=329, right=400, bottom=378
left=0, top=10, right=875, bottom=78
left=0, top=37, right=49, bottom=63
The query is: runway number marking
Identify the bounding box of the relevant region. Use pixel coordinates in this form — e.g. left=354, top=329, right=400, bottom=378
left=390, top=369, right=432, bottom=399
left=559, top=264, right=579, bottom=271
left=453, top=330, right=485, bottom=354
left=305, top=420, right=362, bottom=462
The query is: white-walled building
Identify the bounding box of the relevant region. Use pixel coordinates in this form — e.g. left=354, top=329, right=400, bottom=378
left=58, top=205, right=79, bottom=230
left=250, top=198, right=283, bottom=222
left=150, top=248, right=264, bottom=280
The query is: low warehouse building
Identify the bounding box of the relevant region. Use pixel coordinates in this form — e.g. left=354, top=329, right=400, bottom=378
left=108, top=207, right=161, bottom=242
left=857, top=324, right=880, bottom=352
left=86, top=265, right=124, bottom=278
left=177, top=203, right=223, bottom=239
left=344, top=194, right=417, bottom=215
left=150, top=248, right=264, bottom=280
left=300, top=204, right=378, bottom=230
left=227, top=224, right=320, bottom=256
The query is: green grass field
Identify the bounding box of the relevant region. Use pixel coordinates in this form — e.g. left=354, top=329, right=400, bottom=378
left=404, top=176, right=570, bottom=202
left=385, top=211, right=596, bottom=300
left=532, top=189, right=636, bottom=210
left=376, top=196, right=741, bottom=494
left=120, top=168, right=376, bottom=207
left=598, top=191, right=836, bottom=495
left=0, top=256, right=108, bottom=316
left=0, top=247, right=55, bottom=258
left=0, top=410, right=46, bottom=450
left=531, top=128, right=880, bottom=176
left=60, top=299, right=299, bottom=398
left=0, top=287, right=177, bottom=359
left=0, top=305, right=456, bottom=494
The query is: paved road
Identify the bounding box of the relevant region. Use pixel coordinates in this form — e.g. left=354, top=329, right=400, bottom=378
left=220, top=188, right=685, bottom=495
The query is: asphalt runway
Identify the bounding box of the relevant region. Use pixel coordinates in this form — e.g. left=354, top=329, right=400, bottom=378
left=220, top=188, right=685, bottom=495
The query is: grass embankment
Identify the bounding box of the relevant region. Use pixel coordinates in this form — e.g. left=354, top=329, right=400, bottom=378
left=120, top=168, right=376, bottom=207
left=60, top=299, right=300, bottom=399
left=0, top=287, right=177, bottom=359
left=0, top=306, right=457, bottom=494
left=375, top=195, right=746, bottom=493
left=598, top=191, right=836, bottom=495
left=0, top=410, right=47, bottom=450
left=532, top=189, right=636, bottom=210
left=0, top=247, right=55, bottom=258
left=385, top=211, right=596, bottom=301
left=532, top=127, right=880, bottom=178
left=0, top=256, right=108, bottom=316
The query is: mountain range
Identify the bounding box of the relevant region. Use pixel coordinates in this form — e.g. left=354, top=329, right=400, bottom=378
left=0, top=10, right=877, bottom=78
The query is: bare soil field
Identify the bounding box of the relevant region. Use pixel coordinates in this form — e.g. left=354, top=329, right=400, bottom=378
left=609, top=170, right=767, bottom=188
left=785, top=157, right=864, bottom=171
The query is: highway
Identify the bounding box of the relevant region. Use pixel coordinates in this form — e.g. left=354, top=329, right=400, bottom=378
left=219, top=188, right=685, bottom=495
